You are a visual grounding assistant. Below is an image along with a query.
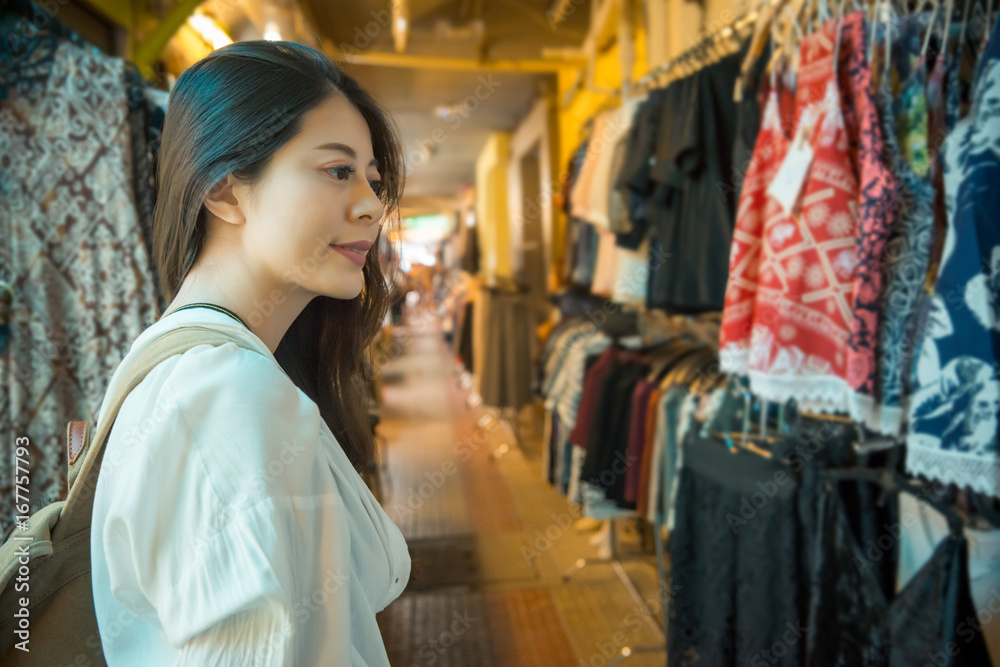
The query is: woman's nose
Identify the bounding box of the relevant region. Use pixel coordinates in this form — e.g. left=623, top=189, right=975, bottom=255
left=350, top=189, right=383, bottom=226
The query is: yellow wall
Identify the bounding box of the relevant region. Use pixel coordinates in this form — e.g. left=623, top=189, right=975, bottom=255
left=550, top=1, right=648, bottom=285
left=475, top=0, right=744, bottom=289
left=556, top=9, right=649, bottom=171
left=474, top=132, right=512, bottom=283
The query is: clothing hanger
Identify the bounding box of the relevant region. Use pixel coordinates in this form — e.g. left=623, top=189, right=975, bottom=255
left=721, top=390, right=781, bottom=456
left=957, top=0, right=974, bottom=58
left=702, top=385, right=787, bottom=457
left=970, top=0, right=988, bottom=45
left=822, top=467, right=966, bottom=537
left=869, top=0, right=882, bottom=64
left=920, top=1, right=941, bottom=58
left=870, top=0, right=898, bottom=91
left=647, top=345, right=697, bottom=381
left=737, top=0, right=783, bottom=100
left=685, top=354, right=727, bottom=394
left=831, top=0, right=852, bottom=74
left=940, top=0, right=956, bottom=52
left=782, top=2, right=806, bottom=70
left=970, top=0, right=992, bottom=70
left=852, top=427, right=903, bottom=454
left=672, top=348, right=720, bottom=386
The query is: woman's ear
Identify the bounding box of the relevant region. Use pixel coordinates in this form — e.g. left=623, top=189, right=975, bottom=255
left=203, top=174, right=246, bottom=225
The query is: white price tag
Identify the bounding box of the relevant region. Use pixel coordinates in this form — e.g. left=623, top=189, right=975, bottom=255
left=767, top=111, right=817, bottom=215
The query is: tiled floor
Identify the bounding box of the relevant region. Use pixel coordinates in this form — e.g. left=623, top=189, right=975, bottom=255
left=375, top=314, right=668, bottom=667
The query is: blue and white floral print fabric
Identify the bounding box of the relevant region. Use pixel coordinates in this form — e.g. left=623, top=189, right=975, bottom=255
left=907, top=18, right=1000, bottom=495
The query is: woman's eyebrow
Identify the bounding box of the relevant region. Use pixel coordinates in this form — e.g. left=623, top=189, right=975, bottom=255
left=313, top=142, right=378, bottom=168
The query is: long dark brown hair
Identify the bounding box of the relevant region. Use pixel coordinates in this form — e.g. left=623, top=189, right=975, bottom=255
left=153, top=40, right=402, bottom=473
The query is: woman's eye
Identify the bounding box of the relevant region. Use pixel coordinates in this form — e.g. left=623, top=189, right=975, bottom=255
left=369, top=180, right=384, bottom=197
left=328, top=165, right=355, bottom=181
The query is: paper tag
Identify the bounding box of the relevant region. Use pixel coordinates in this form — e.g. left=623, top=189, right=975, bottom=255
left=767, top=113, right=816, bottom=215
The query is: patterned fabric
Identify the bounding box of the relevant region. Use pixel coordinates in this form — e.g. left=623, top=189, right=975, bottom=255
left=743, top=15, right=863, bottom=411
left=719, top=85, right=790, bottom=373
left=547, top=331, right=612, bottom=429
left=0, top=40, right=160, bottom=536
left=844, top=12, right=898, bottom=421
left=869, top=67, right=936, bottom=436
left=894, top=59, right=931, bottom=177
left=907, top=17, right=1000, bottom=496
left=541, top=320, right=593, bottom=396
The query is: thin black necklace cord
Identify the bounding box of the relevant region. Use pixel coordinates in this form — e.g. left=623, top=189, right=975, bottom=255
left=169, top=303, right=251, bottom=330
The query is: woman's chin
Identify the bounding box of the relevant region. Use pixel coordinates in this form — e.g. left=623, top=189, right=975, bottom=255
left=319, top=280, right=364, bottom=301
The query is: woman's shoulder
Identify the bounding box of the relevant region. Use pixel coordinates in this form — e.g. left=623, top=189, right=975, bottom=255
left=100, top=332, right=328, bottom=510
left=92, top=338, right=348, bottom=626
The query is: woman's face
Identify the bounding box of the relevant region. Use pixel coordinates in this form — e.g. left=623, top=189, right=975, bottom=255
left=239, top=93, right=384, bottom=301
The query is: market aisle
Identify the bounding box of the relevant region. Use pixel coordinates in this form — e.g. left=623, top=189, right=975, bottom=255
left=375, top=312, right=667, bottom=667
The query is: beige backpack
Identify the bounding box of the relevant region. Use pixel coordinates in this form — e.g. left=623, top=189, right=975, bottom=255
left=0, top=325, right=266, bottom=665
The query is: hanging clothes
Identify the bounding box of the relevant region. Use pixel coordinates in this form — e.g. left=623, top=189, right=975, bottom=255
left=0, top=37, right=160, bottom=536
left=843, top=11, right=899, bottom=426
left=645, top=48, right=745, bottom=313
left=620, top=88, right=667, bottom=251
left=896, top=492, right=1000, bottom=662
left=730, top=37, right=773, bottom=201
left=807, top=482, right=990, bottom=666
left=721, top=12, right=887, bottom=414
left=570, top=112, right=613, bottom=223
left=668, top=433, right=804, bottom=667
left=479, top=288, right=534, bottom=410
left=584, top=104, right=638, bottom=229
left=870, top=17, right=938, bottom=436
left=719, top=78, right=795, bottom=375
left=907, top=17, right=1000, bottom=496
left=607, top=97, right=646, bottom=237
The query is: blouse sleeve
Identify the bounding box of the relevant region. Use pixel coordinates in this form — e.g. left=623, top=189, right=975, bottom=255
left=98, top=342, right=355, bottom=665
left=155, top=497, right=354, bottom=666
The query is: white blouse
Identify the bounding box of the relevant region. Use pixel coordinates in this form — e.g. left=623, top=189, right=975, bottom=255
left=90, top=307, right=410, bottom=666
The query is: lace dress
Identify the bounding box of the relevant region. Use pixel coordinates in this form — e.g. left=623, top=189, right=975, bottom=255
left=668, top=433, right=803, bottom=666
left=807, top=482, right=990, bottom=666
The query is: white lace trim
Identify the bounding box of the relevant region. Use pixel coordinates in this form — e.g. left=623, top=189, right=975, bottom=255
left=718, top=344, right=750, bottom=375
left=846, top=392, right=905, bottom=437
left=747, top=371, right=851, bottom=413
left=905, top=445, right=1000, bottom=496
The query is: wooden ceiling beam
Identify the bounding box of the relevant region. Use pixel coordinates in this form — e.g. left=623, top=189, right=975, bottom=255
left=322, top=39, right=576, bottom=73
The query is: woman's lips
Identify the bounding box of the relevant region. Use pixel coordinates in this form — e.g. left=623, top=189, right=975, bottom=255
left=330, top=244, right=368, bottom=267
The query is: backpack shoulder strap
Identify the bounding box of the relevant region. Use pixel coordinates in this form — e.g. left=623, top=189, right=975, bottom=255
left=55, top=325, right=270, bottom=539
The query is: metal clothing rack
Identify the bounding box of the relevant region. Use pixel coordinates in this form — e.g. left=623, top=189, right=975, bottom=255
left=632, top=10, right=760, bottom=94
left=554, top=316, right=730, bottom=663
left=562, top=514, right=669, bottom=665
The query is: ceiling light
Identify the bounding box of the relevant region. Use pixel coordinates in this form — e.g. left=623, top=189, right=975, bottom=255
left=434, top=105, right=457, bottom=120
left=391, top=0, right=409, bottom=53
left=187, top=12, right=232, bottom=50
left=263, top=20, right=282, bottom=41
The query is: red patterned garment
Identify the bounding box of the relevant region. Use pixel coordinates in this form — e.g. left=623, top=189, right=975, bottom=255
left=719, top=81, right=793, bottom=373
left=721, top=12, right=892, bottom=413
left=743, top=16, right=863, bottom=411
left=840, top=13, right=897, bottom=426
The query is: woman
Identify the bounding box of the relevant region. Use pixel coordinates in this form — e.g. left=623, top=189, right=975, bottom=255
left=89, top=41, right=410, bottom=665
